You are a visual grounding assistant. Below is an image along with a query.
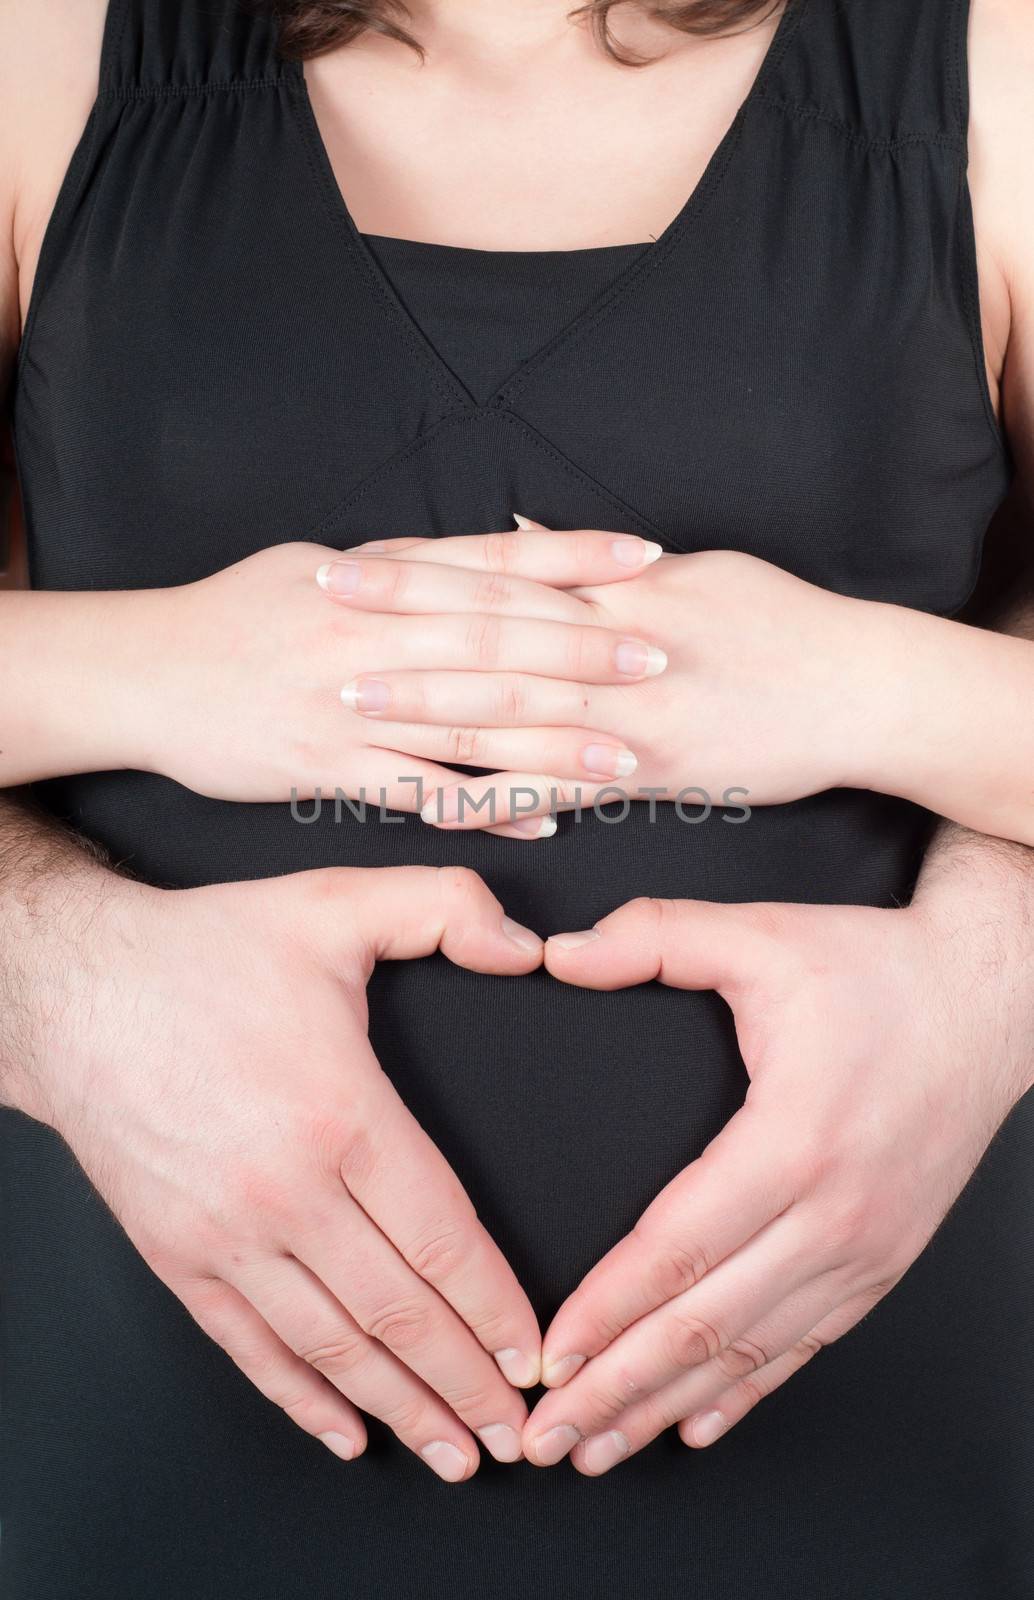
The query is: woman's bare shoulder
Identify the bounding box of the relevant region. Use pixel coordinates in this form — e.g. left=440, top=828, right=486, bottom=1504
left=0, top=0, right=109, bottom=327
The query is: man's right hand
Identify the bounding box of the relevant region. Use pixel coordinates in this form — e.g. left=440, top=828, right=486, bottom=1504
left=12, top=863, right=544, bottom=1480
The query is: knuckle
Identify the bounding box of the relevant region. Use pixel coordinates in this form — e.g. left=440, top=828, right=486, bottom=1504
left=335, top=1122, right=379, bottom=1192
left=717, top=1336, right=770, bottom=1382
left=497, top=674, right=528, bottom=724
left=482, top=531, right=518, bottom=575
left=435, top=865, right=485, bottom=908
left=384, top=1394, right=434, bottom=1439
left=364, top=1298, right=434, bottom=1355
left=465, top=614, right=502, bottom=666
left=474, top=570, right=514, bottom=611
left=297, top=1330, right=368, bottom=1378
left=406, top=1217, right=472, bottom=1283
left=445, top=725, right=483, bottom=765
left=641, top=1232, right=712, bottom=1302
left=665, top=1311, right=724, bottom=1371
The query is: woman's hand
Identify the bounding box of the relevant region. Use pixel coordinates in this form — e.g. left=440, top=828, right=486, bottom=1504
left=519, top=893, right=1034, bottom=1474
left=0, top=529, right=664, bottom=839
left=346, top=538, right=878, bottom=828
left=20, top=864, right=545, bottom=1479
left=356, top=525, right=1034, bottom=846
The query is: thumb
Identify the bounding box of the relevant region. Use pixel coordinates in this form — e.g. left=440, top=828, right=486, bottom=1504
left=299, top=865, right=543, bottom=978
left=544, top=897, right=783, bottom=999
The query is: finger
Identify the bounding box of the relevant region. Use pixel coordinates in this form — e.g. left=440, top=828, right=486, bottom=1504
left=416, top=771, right=615, bottom=830
left=178, top=1275, right=367, bottom=1462
left=361, top=612, right=667, bottom=684
left=538, top=1108, right=791, bottom=1383
left=368, top=722, right=638, bottom=785
left=524, top=1212, right=815, bottom=1463
left=233, top=1257, right=480, bottom=1481
left=318, top=556, right=591, bottom=623
left=325, top=526, right=664, bottom=586
left=329, top=1049, right=544, bottom=1388
left=566, top=1274, right=857, bottom=1474
left=293, top=1194, right=527, bottom=1460
left=301, top=862, right=544, bottom=976
left=544, top=896, right=785, bottom=997
left=340, top=669, right=609, bottom=730
left=677, top=1293, right=876, bottom=1449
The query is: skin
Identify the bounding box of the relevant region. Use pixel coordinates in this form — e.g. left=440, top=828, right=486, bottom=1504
left=1, top=0, right=1033, bottom=1481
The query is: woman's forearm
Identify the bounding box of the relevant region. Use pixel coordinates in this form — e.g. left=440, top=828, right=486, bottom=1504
left=0, top=588, right=168, bottom=785
left=851, top=580, right=1034, bottom=843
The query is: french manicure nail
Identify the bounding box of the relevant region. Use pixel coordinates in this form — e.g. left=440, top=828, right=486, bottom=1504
left=549, top=929, right=600, bottom=950
left=582, top=1430, right=630, bottom=1474
left=510, top=815, right=558, bottom=839
left=421, top=790, right=460, bottom=825
left=340, top=677, right=390, bottom=713
left=533, top=1425, right=581, bottom=1466
left=615, top=640, right=668, bottom=678
left=611, top=538, right=663, bottom=567
left=512, top=512, right=536, bottom=530
left=582, top=743, right=638, bottom=779
left=420, top=1440, right=470, bottom=1482
left=542, top=1352, right=587, bottom=1385
left=316, top=560, right=362, bottom=597
left=477, top=1424, right=524, bottom=1464
left=502, top=916, right=541, bottom=953
left=494, top=1348, right=540, bottom=1388
left=318, top=1431, right=357, bottom=1461
left=691, top=1410, right=729, bottom=1447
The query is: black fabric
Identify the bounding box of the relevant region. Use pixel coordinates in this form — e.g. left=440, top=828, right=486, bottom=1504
left=360, top=232, right=651, bottom=403
left=4, top=1, right=1029, bottom=1597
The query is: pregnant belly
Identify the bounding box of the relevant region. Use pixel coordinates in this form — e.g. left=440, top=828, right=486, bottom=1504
left=36, top=773, right=932, bottom=1317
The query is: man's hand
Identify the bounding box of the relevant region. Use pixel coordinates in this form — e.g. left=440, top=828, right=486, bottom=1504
left=520, top=891, right=1034, bottom=1474
left=6, top=859, right=545, bottom=1480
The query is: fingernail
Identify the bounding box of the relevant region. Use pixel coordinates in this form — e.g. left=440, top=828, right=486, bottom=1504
left=318, top=1431, right=358, bottom=1461
left=611, top=538, right=663, bottom=567
left=512, top=512, right=536, bottom=530
left=532, top=1424, right=581, bottom=1466
left=421, top=790, right=460, bottom=825
left=501, top=916, right=541, bottom=954
left=690, top=1410, right=729, bottom=1447
left=340, top=677, right=390, bottom=713
left=420, top=1440, right=470, bottom=1482
left=494, top=1347, right=540, bottom=1388
left=477, top=1424, right=524, bottom=1464
left=582, top=743, right=638, bottom=779
left=510, top=815, right=558, bottom=839
left=615, top=640, right=668, bottom=678
left=542, top=1352, right=586, bottom=1385
left=316, top=560, right=362, bottom=597
left=581, top=1430, right=630, bottom=1474
left=549, top=929, right=600, bottom=950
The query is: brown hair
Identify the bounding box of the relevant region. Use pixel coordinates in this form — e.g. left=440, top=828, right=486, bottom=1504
left=265, top=1, right=781, bottom=68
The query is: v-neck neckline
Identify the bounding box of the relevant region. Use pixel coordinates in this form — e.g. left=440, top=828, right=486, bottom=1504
left=287, top=0, right=806, bottom=412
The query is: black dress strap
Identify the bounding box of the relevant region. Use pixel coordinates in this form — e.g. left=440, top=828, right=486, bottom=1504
left=100, top=0, right=284, bottom=97
left=766, top=0, right=972, bottom=148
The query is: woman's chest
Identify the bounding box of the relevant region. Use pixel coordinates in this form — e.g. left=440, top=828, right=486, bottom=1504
left=14, top=88, right=1008, bottom=617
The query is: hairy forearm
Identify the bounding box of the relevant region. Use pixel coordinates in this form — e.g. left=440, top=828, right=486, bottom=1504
left=0, top=790, right=124, bottom=1117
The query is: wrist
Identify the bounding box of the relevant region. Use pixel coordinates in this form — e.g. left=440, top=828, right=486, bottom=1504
left=834, top=597, right=942, bottom=798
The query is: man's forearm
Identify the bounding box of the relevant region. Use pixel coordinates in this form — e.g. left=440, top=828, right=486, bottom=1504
left=0, top=791, right=122, bottom=1117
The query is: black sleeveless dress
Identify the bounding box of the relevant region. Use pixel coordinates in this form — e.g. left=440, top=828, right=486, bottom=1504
left=4, top=2, right=1030, bottom=1596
